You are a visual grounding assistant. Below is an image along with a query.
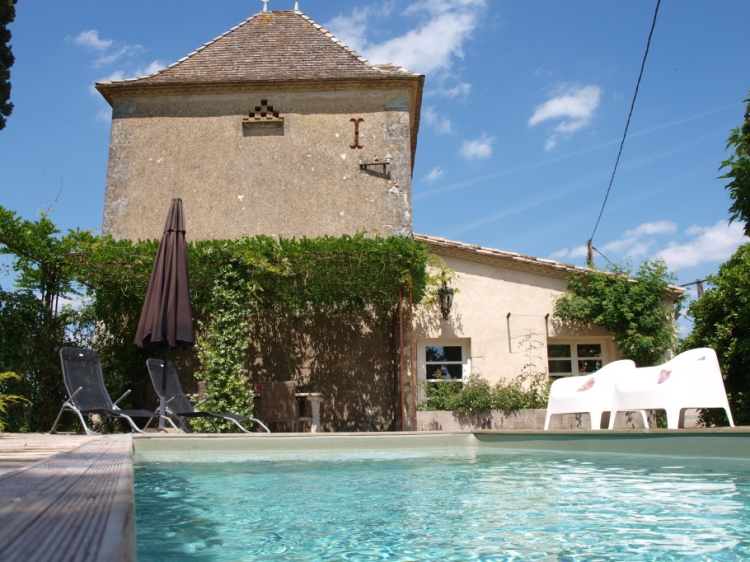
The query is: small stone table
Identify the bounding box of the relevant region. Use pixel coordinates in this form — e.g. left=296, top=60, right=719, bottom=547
left=296, top=392, right=323, bottom=432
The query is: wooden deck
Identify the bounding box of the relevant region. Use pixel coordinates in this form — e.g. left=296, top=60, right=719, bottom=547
left=0, top=433, right=101, bottom=477
left=0, top=433, right=134, bottom=562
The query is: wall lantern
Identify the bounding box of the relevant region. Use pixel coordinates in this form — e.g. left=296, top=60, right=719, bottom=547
left=438, top=281, right=455, bottom=321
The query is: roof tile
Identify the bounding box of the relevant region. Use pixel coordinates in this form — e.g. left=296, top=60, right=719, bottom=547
left=98, top=10, right=421, bottom=87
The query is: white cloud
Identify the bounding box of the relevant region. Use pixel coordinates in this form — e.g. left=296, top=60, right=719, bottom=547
left=600, top=220, right=677, bottom=256
left=550, top=220, right=747, bottom=272
left=529, top=84, right=602, bottom=150
left=550, top=245, right=588, bottom=261
left=424, top=167, right=446, bottom=182
left=74, top=30, right=112, bottom=51
left=73, top=29, right=145, bottom=68
left=657, top=221, right=747, bottom=270
left=327, top=0, right=485, bottom=79
left=459, top=134, right=494, bottom=159
left=101, top=70, right=125, bottom=82
left=137, top=60, right=167, bottom=77
left=92, top=45, right=145, bottom=67
left=429, top=82, right=472, bottom=99
left=92, top=61, right=165, bottom=94
left=324, top=8, right=371, bottom=54
left=96, top=108, right=111, bottom=122
left=423, top=106, right=453, bottom=134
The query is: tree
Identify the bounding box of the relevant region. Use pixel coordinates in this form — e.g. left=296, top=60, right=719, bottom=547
left=0, top=0, right=17, bottom=131
left=720, top=93, right=750, bottom=235
left=0, top=206, right=92, bottom=430
left=680, top=243, right=750, bottom=426
left=554, top=259, right=680, bottom=367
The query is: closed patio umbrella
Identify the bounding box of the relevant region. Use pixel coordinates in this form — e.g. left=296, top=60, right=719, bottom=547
left=134, top=198, right=194, bottom=427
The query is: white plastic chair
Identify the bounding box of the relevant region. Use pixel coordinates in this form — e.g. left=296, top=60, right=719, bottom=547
left=608, top=348, right=735, bottom=429
left=544, top=359, right=646, bottom=430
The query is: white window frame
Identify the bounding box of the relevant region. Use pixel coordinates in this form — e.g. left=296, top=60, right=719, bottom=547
left=417, top=339, right=471, bottom=386
left=546, top=339, right=608, bottom=378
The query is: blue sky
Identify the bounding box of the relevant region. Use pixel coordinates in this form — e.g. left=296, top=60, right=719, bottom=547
left=1, top=0, right=749, bottom=312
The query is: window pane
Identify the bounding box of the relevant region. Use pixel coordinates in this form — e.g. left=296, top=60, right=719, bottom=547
left=577, top=344, right=602, bottom=358
left=426, top=364, right=463, bottom=380
left=547, top=344, right=571, bottom=358
left=425, top=346, right=462, bottom=363
left=548, top=359, right=572, bottom=374
left=578, top=359, right=601, bottom=374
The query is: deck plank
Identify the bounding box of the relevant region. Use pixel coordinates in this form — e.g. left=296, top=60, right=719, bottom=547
left=0, top=434, right=134, bottom=562
left=0, top=434, right=101, bottom=476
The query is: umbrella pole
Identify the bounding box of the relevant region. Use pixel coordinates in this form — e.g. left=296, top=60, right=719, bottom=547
left=159, top=347, right=170, bottom=429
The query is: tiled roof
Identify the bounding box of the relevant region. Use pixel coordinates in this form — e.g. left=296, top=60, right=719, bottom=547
left=414, top=233, right=684, bottom=297
left=96, top=10, right=422, bottom=89
left=414, top=233, right=590, bottom=278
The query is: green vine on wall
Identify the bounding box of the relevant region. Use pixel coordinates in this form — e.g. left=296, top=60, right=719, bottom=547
left=553, top=259, right=680, bottom=367
left=193, top=262, right=257, bottom=431
left=0, top=204, right=432, bottom=431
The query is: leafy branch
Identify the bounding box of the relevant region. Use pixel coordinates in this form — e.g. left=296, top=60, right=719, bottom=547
left=553, top=259, right=680, bottom=367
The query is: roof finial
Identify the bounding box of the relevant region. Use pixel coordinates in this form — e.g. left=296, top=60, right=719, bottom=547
left=261, top=0, right=269, bottom=12
left=294, top=1, right=299, bottom=10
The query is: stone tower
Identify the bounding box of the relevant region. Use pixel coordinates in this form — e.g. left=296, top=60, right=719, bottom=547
left=96, top=9, right=424, bottom=242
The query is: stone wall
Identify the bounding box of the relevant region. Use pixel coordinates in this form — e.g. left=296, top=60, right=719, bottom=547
left=247, top=309, right=401, bottom=432
left=103, top=87, right=414, bottom=242
left=416, top=409, right=654, bottom=431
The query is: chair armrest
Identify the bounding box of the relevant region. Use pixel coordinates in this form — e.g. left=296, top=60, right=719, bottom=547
left=195, top=395, right=213, bottom=408
left=112, top=389, right=132, bottom=406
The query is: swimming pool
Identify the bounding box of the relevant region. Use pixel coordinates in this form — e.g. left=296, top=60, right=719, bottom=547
left=134, top=433, right=750, bottom=560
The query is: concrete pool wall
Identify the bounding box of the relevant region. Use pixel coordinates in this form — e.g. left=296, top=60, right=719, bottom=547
left=132, top=428, right=750, bottom=460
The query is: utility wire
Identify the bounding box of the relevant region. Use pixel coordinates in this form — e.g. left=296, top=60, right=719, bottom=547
left=592, top=246, right=613, bottom=266
left=589, top=0, right=662, bottom=245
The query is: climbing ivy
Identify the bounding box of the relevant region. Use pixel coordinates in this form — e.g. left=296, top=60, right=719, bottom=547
left=553, top=259, right=680, bottom=367
left=0, top=205, right=432, bottom=431
left=192, top=262, right=258, bottom=431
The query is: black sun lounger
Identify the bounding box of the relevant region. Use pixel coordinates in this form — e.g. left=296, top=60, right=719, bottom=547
left=51, top=347, right=180, bottom=435
left=146, top=358, right=270, bottom=433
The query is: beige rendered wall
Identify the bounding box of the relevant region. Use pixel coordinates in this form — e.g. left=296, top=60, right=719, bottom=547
left=102, top=87, right=414, bottom=241
left=415, top=252, right=618, bottom=386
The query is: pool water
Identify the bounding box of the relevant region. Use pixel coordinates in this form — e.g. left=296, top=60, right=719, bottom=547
left=135, top=449, right=750, bottom=561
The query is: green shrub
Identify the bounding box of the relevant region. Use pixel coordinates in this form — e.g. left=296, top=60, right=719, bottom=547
left=418, top=375, right=463, bottom=411
left=0, top=372, right=26, bottom=432
left=418, top=371, right=550, bottom=415
left=449, top=376, right=493, bottom=414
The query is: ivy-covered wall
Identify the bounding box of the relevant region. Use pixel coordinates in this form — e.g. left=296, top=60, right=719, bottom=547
left=0, top=205, right=432, bottom=432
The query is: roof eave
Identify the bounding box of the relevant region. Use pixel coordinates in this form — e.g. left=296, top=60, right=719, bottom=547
left=414, top=233, right=685, bottom=300
left=95, top=74, right=423, bottom=105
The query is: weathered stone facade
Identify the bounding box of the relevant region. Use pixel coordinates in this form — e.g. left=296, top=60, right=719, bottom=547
left=245, top=310, right=400, bottom=432
left=102, top=87, right=418, bottom=241
left=97, top=10, right=423, bottom=242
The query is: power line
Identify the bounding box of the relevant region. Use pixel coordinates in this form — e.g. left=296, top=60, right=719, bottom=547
left=592, top=246, right=613, bottom=266
left=588, top=0, right=662, bottom=251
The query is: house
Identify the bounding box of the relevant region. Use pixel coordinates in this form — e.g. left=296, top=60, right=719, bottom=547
left=96, top=9, right=423, bottom=243
left=414, top=234, right=619, bottom=389
left=95, top=7, right=635, bottom=431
